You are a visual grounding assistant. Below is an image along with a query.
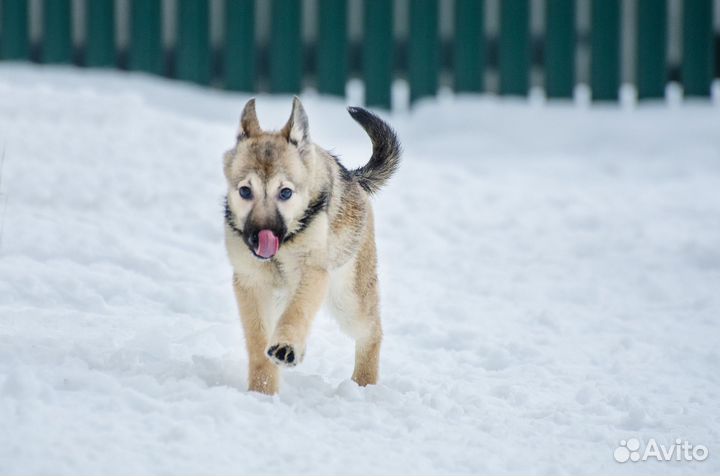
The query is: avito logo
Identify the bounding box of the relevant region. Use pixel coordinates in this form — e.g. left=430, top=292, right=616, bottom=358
left=614, top=438, right=709, bottom=463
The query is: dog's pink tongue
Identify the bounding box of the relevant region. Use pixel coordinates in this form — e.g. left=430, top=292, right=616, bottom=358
left=256, top=229, right=279, bottom=259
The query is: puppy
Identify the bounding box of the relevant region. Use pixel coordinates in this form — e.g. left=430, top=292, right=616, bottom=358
left=223, top=97, right=400, bottom=394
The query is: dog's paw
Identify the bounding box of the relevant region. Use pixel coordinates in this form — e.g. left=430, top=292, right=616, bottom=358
left=266, top=343, right=299, bottom=367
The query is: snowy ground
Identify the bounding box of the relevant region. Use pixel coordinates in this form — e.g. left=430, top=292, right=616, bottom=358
left=0, top=65, right=719, bottom=475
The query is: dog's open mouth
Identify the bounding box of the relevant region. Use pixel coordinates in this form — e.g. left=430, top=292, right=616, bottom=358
left=255, top=229, right=280, bottom=259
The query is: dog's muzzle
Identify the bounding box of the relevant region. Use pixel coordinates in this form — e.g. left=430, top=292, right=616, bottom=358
left=243, top=219, right=286, bottom=260
left=249, top=229, right=280, bottom=259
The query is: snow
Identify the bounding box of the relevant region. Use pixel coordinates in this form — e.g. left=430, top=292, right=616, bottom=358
left=1, top=64, right=719, bottom=475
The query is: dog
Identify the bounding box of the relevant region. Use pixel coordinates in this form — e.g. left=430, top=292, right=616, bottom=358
left=223, top=97, right=401, bottom=394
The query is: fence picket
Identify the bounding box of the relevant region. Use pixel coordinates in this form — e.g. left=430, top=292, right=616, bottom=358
left=409, top=0, right=439, bottom=103
left=317, top=0, right=347, bottom=96
left=42, top=0, right=72, bottom=63
left=129, top=0, right=163, bottom=74
left=499, top=0, right=529, bottom=96
left=269, top=0, right=301, bottom=93
left=636, top=0, right=667, bottom=99
left=363, top=0, right=393, bottom=109
left=590, top=0, right=620, bottom=101
left=224, top=0, right=255, bottom=91
left=454, top=0, right=485, bottom=92
left=682, top=0, right=714, bottom=97
left=1, top=0, right=30, bottom=60
left=545, top=0, right=575, bottom=98
left=85, top=0, right=115, bottom=67
left=177, top=0, right=210, bottom=84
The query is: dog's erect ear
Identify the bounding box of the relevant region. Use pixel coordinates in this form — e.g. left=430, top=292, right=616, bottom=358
left=281, top=96, right=309, bottom=146
left=237, top=98, right=262, bottom=140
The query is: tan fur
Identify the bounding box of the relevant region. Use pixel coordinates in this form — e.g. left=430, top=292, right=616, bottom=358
left=224, top=98, right=397, bottom=394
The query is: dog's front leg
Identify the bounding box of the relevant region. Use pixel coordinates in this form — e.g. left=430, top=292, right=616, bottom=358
left=233, top=276, right=279, bottom=395
left=267, top=266, right=329, bottom=367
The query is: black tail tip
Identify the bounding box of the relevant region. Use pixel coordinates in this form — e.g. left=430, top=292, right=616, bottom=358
left=347, top=106, right=386, bottom=131
left=347, top=106, right=372, bottom=119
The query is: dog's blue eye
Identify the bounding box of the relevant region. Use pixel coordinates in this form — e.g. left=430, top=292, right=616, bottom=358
left=279, top=188, right=293, bottom=200
left=239, top=186, right=253, bottom=200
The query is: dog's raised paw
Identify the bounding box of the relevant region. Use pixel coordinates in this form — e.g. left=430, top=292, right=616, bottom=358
left=266, top=343, right=297, bottom=367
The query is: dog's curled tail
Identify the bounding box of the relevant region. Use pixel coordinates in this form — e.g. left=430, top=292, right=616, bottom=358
left=347, top=107, right=401, bottom=195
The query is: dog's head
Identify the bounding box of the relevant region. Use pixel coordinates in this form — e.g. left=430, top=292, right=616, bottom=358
left=224, top=97, right=317, bottom=260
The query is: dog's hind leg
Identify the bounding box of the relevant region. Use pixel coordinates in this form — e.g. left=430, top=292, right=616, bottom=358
left=352, top=316, right=382, bottom=387
left=233, top=276, right=279, bottom=394
left=329, top=225, right=383, bottom=387
left=351, top=259, right=382, bottom=387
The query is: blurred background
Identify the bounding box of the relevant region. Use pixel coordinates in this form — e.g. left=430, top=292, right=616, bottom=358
left=0, top=0, right=718, bottom=109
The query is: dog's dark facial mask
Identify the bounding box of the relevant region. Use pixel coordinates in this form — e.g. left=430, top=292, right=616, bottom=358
left=243, top=214, right=287, bottom=260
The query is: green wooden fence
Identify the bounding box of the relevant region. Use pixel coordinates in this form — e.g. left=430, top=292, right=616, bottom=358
left=0, top=0, right=717, bottom=109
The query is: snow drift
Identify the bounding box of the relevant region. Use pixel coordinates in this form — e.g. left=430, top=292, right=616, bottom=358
left=0, top=65, right=719, bottom=474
